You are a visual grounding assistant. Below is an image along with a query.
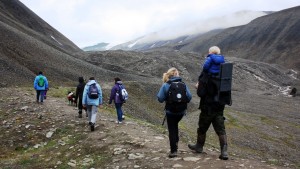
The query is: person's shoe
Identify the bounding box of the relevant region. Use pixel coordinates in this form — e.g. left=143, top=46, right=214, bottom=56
left=90, top=123, right=95, bottom=131
left=218, top=135, right=229, bottom=160
left=188, top=143, right=203, bottom=153
left=219, top=146, right=228, bottom=160
left=88, top=122, right=92, bottom=126
left=122, top=115, right=125, bottom=120
left=78, top=114, right=82, bottom=118
left=168, top=151, right=177, bottom=158
left=115, top=121, right=122, bottom=124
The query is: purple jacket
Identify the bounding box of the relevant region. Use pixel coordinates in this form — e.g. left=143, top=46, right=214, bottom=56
left=109, top=81, right=123, bottom=104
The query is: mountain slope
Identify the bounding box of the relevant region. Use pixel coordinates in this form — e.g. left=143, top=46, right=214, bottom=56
left=188, top=6, right=300, bottom=71
left=154, top=6, right=300, bottom=71
left=110, top=11, right=269, bottom=51
left=0, top=0, right=152, bottom=87
left=82, top=42, right=110, bottom=51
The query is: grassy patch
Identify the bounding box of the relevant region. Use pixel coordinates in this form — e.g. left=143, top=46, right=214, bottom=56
left=48, top=86, right=76, bottom=98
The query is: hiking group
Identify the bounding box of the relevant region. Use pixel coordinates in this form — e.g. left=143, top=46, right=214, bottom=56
left=33, top=46, right=232, bottom=160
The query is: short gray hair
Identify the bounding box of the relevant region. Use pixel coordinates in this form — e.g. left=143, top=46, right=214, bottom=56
left=209, top=46, right=221, bottom=54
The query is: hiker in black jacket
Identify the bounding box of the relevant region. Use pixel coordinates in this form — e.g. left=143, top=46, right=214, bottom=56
left=188, top=46, right=229, bottom=160
left=75, top=77, right=86, bottom=118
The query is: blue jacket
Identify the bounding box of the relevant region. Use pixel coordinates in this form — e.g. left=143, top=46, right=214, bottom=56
left=109, top=81, right=123, bottom=104
left=203, top=54, right=225, bottom=74
left=33, top=74, right=49, bottom=90
left=82, top=80, right=103, bottom=106
left=157, top=77, right=192, bottom=114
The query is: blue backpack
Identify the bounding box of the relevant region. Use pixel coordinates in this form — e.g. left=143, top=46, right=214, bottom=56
left=88, top=83, right=99, bottom=99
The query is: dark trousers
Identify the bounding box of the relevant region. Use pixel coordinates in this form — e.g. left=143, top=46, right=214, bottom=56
left=198, top=109, right=226, bottom=136
left=166, top=113, right=184, bottom=153
left=78, top=97, right=83, bottom=113
left=36, top=90, right=45, bottom=103
left=115, top=103, right=123, bottom=122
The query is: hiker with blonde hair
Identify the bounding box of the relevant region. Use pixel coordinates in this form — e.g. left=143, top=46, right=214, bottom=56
left=157, top=67, right=192, bottom=158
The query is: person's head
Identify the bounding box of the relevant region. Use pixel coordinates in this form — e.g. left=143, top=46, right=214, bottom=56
left=89, top=77, right=95, bottom=80
left=114, top=77, right=121, bottom=83
left=38, top=71, right=43, bottom=75
left=162, top=67, right=179, bottom=83
left=78, top=77, right=84, bottom=83
left=208, top=46, right=221, bottom=54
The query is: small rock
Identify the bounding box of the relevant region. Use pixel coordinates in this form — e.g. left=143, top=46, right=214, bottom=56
left=21, top=106, right=29, bottom=111
left=128, top=153, right=144, bottom=160
left=67, top=162, right=76, bottom=167
left=113, top=148, right=127, bottom=155
left=173, top=164, right=183, bottom=168
left=154, top=136, right=164, bottom=140
left=46, top=131, right=54, bottom=138
left=183, top=157, right=201, bottom=162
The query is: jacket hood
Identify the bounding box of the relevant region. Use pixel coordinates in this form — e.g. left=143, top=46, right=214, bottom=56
left=87, top=80, right=97, bottom=85
left=78, top=77, right=84, bottom=83
left=116, top=81, right=123, bottom=85
left=207, top=54, right=225, bottom=64
left=167, top=76, right=182, bottom=83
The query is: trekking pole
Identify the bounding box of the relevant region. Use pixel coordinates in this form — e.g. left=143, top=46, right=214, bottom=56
left=162, top=114, right=166, bottom=126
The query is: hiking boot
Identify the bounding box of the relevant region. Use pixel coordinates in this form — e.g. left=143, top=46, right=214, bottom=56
left=90, top=123, right=95, bottom=131
left=88, top=122, right=92, bottom=126
left=168, top=151, right=177, bottom=158
left=188, top=143, right=203, bottom=153
left=188, top=133, right=206, bottom=153
left=218, top=135, right=229, bottom=160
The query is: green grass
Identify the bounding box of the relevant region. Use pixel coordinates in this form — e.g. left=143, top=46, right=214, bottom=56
left=48, top=86, right=76, bottom=98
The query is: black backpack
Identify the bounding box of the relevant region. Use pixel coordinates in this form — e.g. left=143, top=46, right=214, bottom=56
left=166, top=81, right=188, bottom=112
left=88, top=83, right=99, bottom=99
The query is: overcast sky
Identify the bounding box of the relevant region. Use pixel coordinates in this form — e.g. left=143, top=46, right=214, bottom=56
left=19, top=0, right=299, bottom=48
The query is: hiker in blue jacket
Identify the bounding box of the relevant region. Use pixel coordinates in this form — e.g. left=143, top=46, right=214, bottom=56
left=33, top=71, right=48, bottom=104
left=157, top=67, right=192, bottom=158
left=82, top=77, right=102, bottom=131
left=189, top=46, right=229, bottom=160
left=109, top=77, right=125, bottom=124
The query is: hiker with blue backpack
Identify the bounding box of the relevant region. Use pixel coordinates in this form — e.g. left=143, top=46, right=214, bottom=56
left=33, top=71, right=48, bottom=104
left=82, top=77, right=103, bottom=131
left=109, top=77, right=128, bottom=124
left=188, top=46, right=230, bottom=160
left=157, top=67, right=192, bottom=158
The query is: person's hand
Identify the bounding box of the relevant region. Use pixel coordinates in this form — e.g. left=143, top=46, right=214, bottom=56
left=195, top=82, right=199, bottom=89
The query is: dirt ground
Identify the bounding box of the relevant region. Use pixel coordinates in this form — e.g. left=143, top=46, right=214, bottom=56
left=0, top=87, right=292, bottom=168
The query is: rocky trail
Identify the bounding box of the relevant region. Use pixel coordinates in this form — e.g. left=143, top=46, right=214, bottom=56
left=0, top=87, right=287, bottom=169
